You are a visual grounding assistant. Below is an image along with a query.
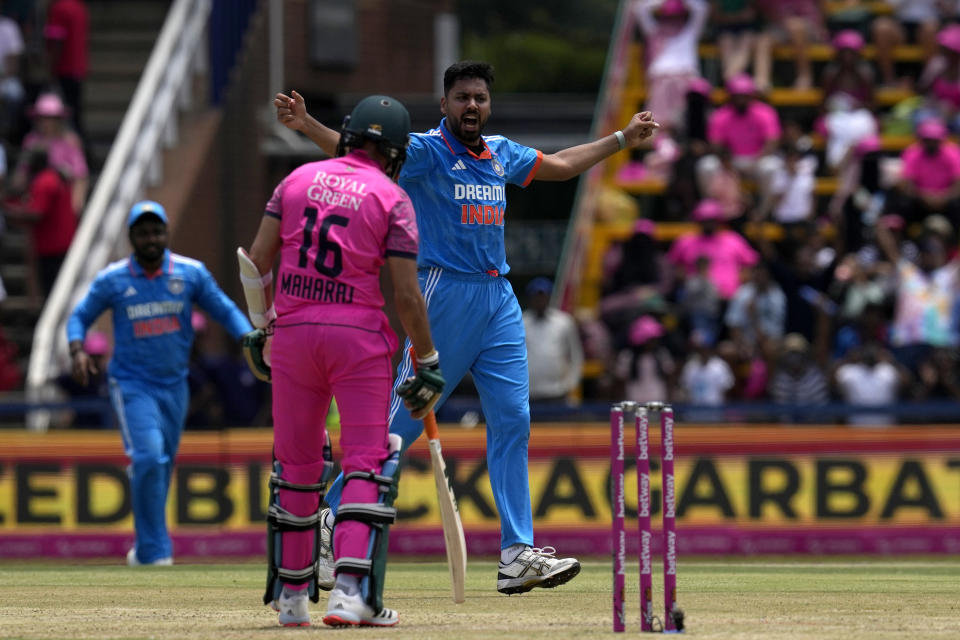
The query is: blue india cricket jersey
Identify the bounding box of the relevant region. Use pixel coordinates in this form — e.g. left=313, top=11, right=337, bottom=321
left=67, top=250, right=252, bottom=385
left=399, top=118, right=542, bottom=275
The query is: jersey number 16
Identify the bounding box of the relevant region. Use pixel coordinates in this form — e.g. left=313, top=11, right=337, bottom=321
left=298, top=207, right=349, bottom=277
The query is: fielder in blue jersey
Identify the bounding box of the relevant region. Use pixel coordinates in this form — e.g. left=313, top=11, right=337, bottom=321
left=67, top=200, right=254, bottom=566
left=275, top=61, right=658, bottom=594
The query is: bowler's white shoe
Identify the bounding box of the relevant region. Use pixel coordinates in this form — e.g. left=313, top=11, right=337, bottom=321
left=496, top=546, right=581, bottom=594
left=322, top=588, right=398, bottom=627
left=317, top=507, right=335, bottom=591
left=126, top=547, right=173, bottom=567
left=271, top=586, right=311, bottom=627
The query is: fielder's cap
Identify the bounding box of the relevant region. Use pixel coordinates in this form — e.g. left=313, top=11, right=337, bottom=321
left=83, top=331, right=109, bottom=355
left=832, top=29, right=865, bottom=52
left=917, top=118, right=948, bottom=141
left=657, top=0, right=688, bottom=17
left=938, top=24, right=960, bottom=54
left=726, top=73, right=756, bottom=96
left=629, top=315, right=665, bottom=346
left=526, top=277, right=553, bottom=295
left=692, top=199, right=725, bottom=222
left=30, top=92, right=68, bottom=118
left=128, top=200, right=168, bottom=227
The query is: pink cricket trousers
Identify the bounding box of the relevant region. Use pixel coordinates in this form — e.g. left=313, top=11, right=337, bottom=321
left=270, top=318, right=396, bottom=589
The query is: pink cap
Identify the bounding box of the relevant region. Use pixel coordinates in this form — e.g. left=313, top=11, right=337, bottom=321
left=634, top=218, right=656, bottom=236
left=629, top=315, right=665, bottom=346
left=917, top=119, right=948, bottom=141
left=832, top=29, right=864, bottom=52
left=31, top=93, right=68, bottom=118
left=692, top=199, right=725, bottom=222
left=191, top=310, right=208, bottom=333
left=938, top=24, right=960, bottom=54
left=687, top=76, right=712, bottom=97
left=657, top=0, right=688, bottom=17
left=726, top=73, right=756, bottom=96
left=83, top=331, right=109, bottom=355
left=879, top=214, right=905, bottom=231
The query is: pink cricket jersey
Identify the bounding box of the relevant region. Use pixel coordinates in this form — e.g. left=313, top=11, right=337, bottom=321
left=264, top=150, right=419, bottom=325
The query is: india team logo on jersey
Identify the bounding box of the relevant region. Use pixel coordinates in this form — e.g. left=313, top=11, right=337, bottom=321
left=491, top=158, right=504, bottom=177
left=167, top=276, right=185, bottom=295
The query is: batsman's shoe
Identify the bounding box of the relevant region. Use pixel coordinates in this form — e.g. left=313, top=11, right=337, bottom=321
left=126, top=548, right=173, bottom=567
left=317, top=507, right=335, bottom=591
left=496, top=546, right=581, bottom=595
left=322, top=588, right=399, bottom=627
left=271, top=586, right=311, bottom=627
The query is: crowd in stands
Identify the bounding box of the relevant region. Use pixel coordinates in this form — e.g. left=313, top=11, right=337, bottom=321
left=0, top=0, right=87, bottom=393
left=531, top=0, right=960, bottom=423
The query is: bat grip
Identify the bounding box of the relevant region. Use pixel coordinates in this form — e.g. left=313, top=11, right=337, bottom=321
left=409, top=346, right=441, bottom=440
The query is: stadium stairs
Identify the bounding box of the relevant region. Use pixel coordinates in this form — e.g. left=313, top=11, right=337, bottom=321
left=0, top=1, right=171, bottom=398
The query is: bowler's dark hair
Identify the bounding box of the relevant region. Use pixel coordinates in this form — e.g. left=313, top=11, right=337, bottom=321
left=444, top=61, right=494, bottom=95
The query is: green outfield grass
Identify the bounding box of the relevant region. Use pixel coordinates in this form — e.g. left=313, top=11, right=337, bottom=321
left=1, top=558, right=959, bottom=639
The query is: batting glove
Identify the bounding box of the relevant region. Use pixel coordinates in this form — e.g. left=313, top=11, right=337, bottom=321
left=397, top=364, right=445, bottom=420
left=241, top=326, right=272, bottom=383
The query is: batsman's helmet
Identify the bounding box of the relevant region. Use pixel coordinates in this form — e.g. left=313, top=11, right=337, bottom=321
left=337, top=95, right=411, bottom=180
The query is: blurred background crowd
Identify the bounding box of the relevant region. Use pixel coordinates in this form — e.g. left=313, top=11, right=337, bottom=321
left=524, top=0, right=960, bottom=424
left=2, top=0, right=960, bottom=429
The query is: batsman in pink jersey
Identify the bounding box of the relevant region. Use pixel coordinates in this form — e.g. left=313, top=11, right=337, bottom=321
left=238, top=95, right=445, bottom=628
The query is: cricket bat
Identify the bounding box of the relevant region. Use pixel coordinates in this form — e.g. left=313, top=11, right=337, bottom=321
left=410, top=348, right=467, bottom=603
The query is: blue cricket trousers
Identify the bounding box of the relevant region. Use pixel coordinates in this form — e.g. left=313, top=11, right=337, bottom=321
left=110, top=377, right=188, bottom=563
left=325, top=268, right=534, bottom=550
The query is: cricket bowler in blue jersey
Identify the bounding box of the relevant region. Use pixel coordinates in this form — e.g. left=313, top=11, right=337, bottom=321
left=67, top=200, right=254, bottom=566
left=275, top=61, right=659, bottom=593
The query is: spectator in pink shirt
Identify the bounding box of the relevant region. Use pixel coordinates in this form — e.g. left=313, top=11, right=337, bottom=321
left=895, top=118, right=960, bottom=228
left=12, top=92, right=88, bottom=213
left=697, top=74, right=782, bottom=197
left=666, top=198, right=759, bottom=299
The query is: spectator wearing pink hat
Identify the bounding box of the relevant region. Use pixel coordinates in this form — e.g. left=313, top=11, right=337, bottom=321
left=666, top=198, right=759, bottom=300
left=698, top=74, right=781, bottom=199
left=873, top=0, right=941, bottom=87
left=821, top=29, right=874, bottom=108
left=895, top=118, right=960, bottom=227
left=13, top=92, right=88, bottom=212
left=614, top=314, right=675, bottom=404
left=917, top=24, right=960, bottom=132
left=632, top=0, right=709, bottom=133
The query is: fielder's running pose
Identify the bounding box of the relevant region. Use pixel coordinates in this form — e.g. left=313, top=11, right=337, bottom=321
left=67, top=201, right=253, bottom=566
left=275, top=60, right=658, bottom=594
left=241, top=95, right=443, bottom=627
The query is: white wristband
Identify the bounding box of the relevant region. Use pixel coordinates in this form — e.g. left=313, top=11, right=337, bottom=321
left=614, top=130, right=626, bottom=150
left=416, top=349, right=439, bottom=368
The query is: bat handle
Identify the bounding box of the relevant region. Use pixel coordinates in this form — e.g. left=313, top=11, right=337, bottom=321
left=409, top=346, right=442, bottom=440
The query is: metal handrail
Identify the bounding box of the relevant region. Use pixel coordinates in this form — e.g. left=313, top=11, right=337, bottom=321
left=24, top=0, right=212, bottom=431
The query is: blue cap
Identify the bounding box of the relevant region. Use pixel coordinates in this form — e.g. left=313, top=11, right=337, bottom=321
left=526, top=277, right=553, bottom=295
left=127, top=200, right=168, bottom=227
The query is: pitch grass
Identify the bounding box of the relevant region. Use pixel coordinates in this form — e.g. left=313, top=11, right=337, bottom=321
left=1, top=558, right=959, bottom=639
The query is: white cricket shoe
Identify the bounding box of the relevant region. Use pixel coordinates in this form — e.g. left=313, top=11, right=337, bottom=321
left=317, top=507, right=335, bottom=591
left=496, top=546, right=581, bottom=595
left=322, top=587, right=399, bottom=627
left=126, top=547, right=173, bottom=567
left=271, top=585, right=311, bottom=627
